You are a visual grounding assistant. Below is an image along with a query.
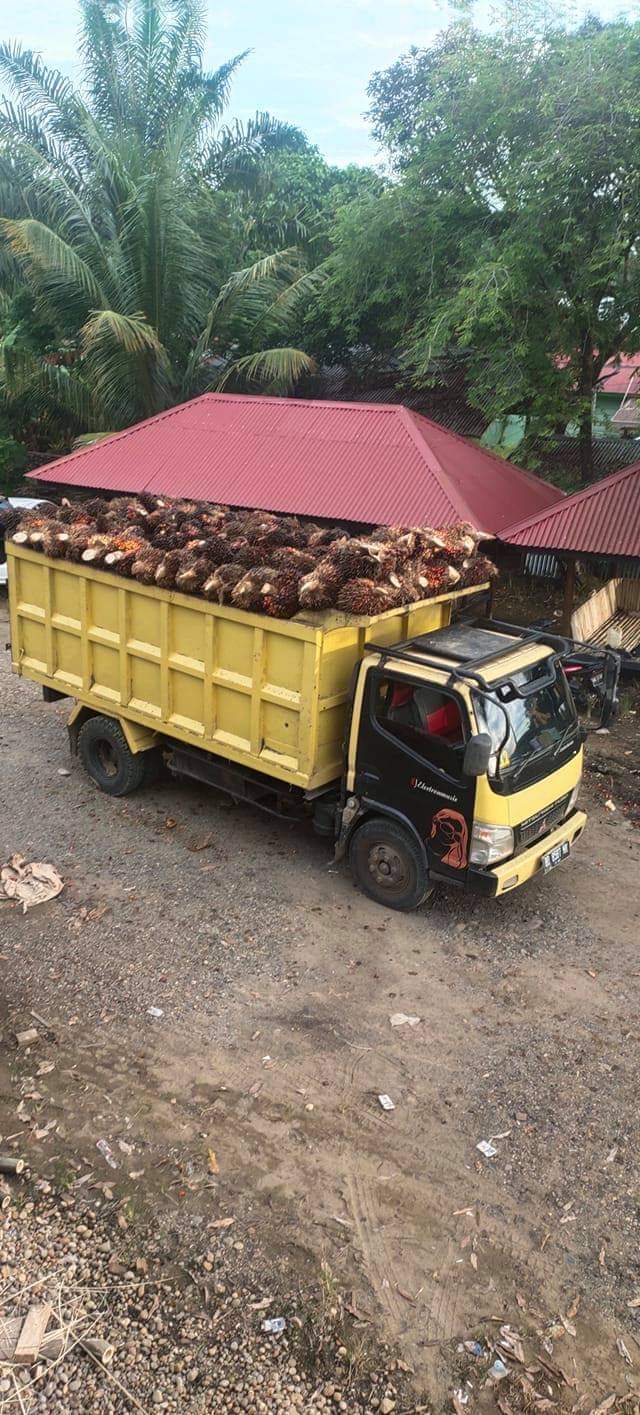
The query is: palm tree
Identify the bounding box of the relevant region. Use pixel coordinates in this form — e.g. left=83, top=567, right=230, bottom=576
left=0, top=0, right=325, bottom=438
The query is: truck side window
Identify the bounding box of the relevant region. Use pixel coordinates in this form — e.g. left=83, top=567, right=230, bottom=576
left=374, top=676, right=465, bottom=777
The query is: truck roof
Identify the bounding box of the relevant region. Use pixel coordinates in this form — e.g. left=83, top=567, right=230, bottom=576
left=366, top=619, right=562, bottom=689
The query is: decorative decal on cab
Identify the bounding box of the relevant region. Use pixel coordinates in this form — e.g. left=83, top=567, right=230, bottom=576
left=430, top=809, right=469, bottom=869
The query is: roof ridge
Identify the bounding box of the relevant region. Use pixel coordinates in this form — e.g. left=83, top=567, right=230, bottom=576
left=397, top=406, right=474, bottom=522
left=503, top=459, right=640, bottom=537
left=411, top=407, right=564, bottom=495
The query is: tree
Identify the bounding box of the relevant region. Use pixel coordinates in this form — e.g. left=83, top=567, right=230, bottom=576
left=0, top=0, right=325, bottom=440
left=366, top=15, right=640, bottom=483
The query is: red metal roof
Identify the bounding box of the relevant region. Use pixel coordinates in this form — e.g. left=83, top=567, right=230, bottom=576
left=502, top=462, right=640, bottom=559
left=598, top=353, right=640, bottom=396
left=29, top=393, right=561, bottom=533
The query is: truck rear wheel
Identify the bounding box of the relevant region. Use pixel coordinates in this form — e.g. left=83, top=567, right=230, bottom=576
left=348, top=817, right=433, bottom=911
left=78, top=715, right=147, bottom=796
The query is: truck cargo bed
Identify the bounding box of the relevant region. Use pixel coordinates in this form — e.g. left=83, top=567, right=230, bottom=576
left=8, top=544, right=484, bottom=790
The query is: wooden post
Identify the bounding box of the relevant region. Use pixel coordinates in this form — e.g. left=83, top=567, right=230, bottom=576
left=561, top=557, right=576, bottom=636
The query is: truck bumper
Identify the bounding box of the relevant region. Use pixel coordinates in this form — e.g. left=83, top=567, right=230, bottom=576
left=469, top=809, right=587, bottom=898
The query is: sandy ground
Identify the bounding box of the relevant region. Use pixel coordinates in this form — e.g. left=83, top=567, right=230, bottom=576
left=1, top=594, right=640, bottom=1411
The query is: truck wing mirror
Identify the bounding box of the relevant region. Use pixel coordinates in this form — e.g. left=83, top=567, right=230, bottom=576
left=463, top=732, right=493, bottom=778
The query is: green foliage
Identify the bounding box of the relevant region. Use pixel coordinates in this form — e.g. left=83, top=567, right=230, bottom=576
left=320, top=12, right=640, bottom=482
left=0, top=431, right=27, bottom=493
left=0, top=0, right=325, bottom=441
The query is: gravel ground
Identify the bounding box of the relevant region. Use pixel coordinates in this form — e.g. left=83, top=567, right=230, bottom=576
left=0, top=1182, right=403, bottom=1413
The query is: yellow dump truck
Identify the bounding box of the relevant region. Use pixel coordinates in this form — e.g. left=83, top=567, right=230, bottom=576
left=7, top=543, right=587, bottom=910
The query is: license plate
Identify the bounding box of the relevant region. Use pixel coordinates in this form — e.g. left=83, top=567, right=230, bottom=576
left=542, top=840, right=570, bottom=872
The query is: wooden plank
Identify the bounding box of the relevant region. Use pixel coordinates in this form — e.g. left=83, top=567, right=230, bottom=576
left=572, top=578, right=620, bottom=641
left=13, top=1303, right=53, bottom=1364
left=618, top=578, right=640, bottom=614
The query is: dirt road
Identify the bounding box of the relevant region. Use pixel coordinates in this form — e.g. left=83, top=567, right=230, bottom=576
left=1, top=596, right=640, bottom=1410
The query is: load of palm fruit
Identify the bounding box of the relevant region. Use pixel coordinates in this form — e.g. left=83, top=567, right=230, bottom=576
left=10, top=495, right=498, bottom=620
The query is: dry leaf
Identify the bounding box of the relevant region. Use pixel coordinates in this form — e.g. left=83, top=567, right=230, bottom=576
left=567, top=1295, right=581, bottom=1320
left=470, top=1252, right=478, bottom=1270
left=627, top=1296, right=640, bottom=1309
left=207, top=1148, right=219, bottom=1175
left=599, top=1246, right=607, bottom=1268
left=36, top=1061, right=55, bottom=1076
left=165, top=817, right=177, bottom=829
left=516, top=1293, right=526, bottom=1309
left=560, top=1315, right=576, bottom=1338
left=210, top=1216, right=235, bottom=1230
left=186, top=833, right=214, bottom=852
left=591, top=1395, right=616, bottom=1415
left=616, top=1337, right=633, bottom=1367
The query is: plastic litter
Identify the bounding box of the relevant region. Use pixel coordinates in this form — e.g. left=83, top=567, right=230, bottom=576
left=378, top=1094, right=395, bottom=1111
left=0, top=855, right=64, bottom=913
left=389, top=1013, right=421, bottom=1028
left=147, top=1006, right=164, bottom=1018
left=488, top=1358, right=508, bottom=1380
left=96, top=1139, right=118, bottom=1170
left=261, top=1317, right=286, bottom=1334
left=476, top=1139, right=498, bottom=1158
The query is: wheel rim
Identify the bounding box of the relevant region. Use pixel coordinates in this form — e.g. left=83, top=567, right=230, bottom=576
left=96, top=740, right=119, bottom=778
left=366, top=841, right=411, bottom=896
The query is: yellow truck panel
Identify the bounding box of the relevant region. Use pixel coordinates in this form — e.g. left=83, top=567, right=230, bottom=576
left=7, top=542, right=485, bottom=791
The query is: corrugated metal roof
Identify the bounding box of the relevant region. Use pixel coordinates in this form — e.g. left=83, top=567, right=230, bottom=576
left=29, top=392, right=562, bottom=533
left=598, top=353, right=640, bottom=396
left=502, top=461, right=640, bottom=559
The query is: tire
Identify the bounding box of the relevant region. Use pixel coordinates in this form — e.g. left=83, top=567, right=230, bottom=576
left=78, top=715, right=148, bottom=796
left=348, top=816, right=433, bottom=912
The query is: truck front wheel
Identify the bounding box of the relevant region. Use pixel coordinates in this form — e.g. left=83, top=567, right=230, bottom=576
left=348, top=817, right=433, bottom=911
left=78, top=715, right=148, bottom=796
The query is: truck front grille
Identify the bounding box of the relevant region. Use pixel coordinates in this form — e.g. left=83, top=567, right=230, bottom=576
left=516, top=793, right=571, bottom=851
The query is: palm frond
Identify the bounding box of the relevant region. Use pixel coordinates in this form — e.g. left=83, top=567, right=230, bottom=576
left=2, top=218, right=106, bottom=309
left=81, top=308, right=173, bottom=424
left=72, top=429, right=115, bottom=447
left=81, top=308, right=168, bottom=357
left=211, top=249, right=300, bottom=320
left=251, top=262, right=330, bottom=336
left=215, top=346, right=316, bottom=393
left=200, top=52, right=250, bottom=117
left=0, top=43, right=77, bottom=126
left=78, top=0, right=129, bottom=130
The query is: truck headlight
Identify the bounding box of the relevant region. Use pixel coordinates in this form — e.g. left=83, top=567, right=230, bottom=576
left=470, top=822, right=514, bottom=866
left=567, top=783, right=580, bottom=815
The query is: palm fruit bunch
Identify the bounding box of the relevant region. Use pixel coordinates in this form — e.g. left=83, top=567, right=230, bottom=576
left=10, top=494, right=496, bottom=621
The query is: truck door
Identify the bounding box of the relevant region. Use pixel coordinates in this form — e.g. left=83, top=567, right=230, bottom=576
left=354, top=668, right=477, bottom=885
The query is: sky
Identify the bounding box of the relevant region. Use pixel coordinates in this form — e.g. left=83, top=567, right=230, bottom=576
left=4, top=0, right=635, bottom=167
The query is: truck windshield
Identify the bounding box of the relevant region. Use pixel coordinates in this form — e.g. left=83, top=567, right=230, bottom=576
left=473, top=659, right=577, bottom=779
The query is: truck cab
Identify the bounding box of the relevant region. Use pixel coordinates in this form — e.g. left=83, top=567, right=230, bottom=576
left=340, top=619, right=587, bottom=909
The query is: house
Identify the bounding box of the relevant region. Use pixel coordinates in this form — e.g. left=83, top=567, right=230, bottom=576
left=28, top=392, right=562, bottom=535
